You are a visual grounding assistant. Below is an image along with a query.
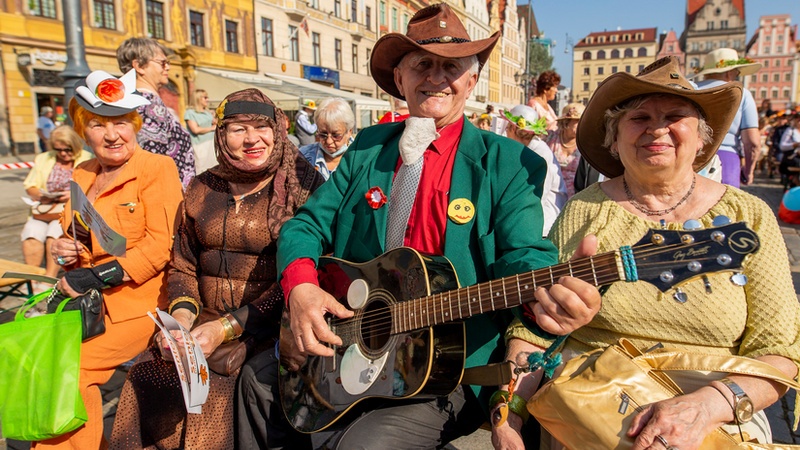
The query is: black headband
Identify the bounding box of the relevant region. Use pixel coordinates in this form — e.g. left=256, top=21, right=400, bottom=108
left=223, top=101, right=275, bottom=120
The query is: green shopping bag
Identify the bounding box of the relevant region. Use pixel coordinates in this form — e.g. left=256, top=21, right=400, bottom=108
left=0, top=290, right=88, bottom=440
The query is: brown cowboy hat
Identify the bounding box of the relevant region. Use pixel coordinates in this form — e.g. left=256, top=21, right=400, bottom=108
left=577, top=56, right=742, bottom=178
left=370, top=3, right=500, bottom=100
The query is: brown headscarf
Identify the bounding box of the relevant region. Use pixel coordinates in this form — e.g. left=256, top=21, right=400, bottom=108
left=209, top=88, right=305, bottom=239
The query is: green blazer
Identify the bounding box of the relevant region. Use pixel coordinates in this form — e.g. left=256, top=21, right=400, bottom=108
left=277, top=118, right=558, bottom=402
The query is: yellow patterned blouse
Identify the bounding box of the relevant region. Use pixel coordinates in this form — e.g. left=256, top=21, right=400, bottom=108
left=508, top=183, right=800, bottom=369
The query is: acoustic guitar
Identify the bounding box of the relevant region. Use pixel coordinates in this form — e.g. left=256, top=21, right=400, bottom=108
left=280, top=222, right=760, bottom=433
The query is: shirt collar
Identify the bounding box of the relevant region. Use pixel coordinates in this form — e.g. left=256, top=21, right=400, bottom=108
left=430, top=116, right=464, bottom=154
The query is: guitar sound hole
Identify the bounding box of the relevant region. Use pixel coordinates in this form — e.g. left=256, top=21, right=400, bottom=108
left=360, top=299, right=392, bottom=354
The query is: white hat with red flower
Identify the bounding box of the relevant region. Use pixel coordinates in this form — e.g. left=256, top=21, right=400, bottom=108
left=75, top=69, right=150, bottom=116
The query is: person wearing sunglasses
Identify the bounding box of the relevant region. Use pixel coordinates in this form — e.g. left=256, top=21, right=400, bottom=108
left=21, top=125, right=93, bottom=285
left=117, top=37, right=195, bottom=188
left=298, top=97, right=355, bottom=180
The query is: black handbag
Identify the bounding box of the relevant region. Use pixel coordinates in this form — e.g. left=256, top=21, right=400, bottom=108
left=46, top=288, right=106, bottom=341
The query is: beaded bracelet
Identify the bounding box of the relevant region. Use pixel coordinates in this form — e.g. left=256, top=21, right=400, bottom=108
left=489, top=390, right=530, bottom=424
left=168, top=296, right=201, bottom=315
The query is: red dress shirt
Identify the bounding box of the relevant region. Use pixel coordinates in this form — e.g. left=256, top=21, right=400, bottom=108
left=281, top=117, right=465, bottom=302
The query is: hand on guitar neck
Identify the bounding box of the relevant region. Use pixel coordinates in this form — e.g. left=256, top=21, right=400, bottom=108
left=528, top=235, right=601, bottom=335
left=288, top=283, right=354, bottom=357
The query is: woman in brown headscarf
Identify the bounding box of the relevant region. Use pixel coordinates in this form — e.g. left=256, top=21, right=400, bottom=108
left=110, top=89, right=323, bottom=449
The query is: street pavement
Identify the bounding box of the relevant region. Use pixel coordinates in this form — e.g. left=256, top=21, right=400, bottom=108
left=0, top=151, right=798, bottom=449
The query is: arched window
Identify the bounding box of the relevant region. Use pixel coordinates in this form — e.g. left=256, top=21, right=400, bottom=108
left=637, top=47, right=647, bottom=57
left=624, top=48, right=633, bottom=58
left=583, top=51, right=591, bottom=60
left=597, top=50, right=606, bottom=59
left=611, top=49, right=620, bottom=58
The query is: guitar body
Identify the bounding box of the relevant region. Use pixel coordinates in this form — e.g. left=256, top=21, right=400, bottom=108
left=280, top=248, right=465, bottom=433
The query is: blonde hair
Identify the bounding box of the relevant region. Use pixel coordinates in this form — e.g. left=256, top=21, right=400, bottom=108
left=192, top=89, right=208, bottom=110
left=68, top=98, right=143, bottom=141
left=48, top=125, right=84, bottom=157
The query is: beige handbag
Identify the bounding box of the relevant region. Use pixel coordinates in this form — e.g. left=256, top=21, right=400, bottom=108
left=527, top=339, right=800, bottom=450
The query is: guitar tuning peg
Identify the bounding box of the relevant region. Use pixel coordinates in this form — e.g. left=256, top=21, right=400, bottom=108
left=730, top=272, right=748, bottom=287
left=702, top=275, right=712, bottom=294
left=673, top=288, right=688, bottom=304
left=683, top=219, right=703, bottom=231
left=712, top=215, right=732, bottom=227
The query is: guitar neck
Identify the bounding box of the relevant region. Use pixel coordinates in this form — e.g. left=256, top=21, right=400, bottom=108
left=391, top=251, right=623, bottom=334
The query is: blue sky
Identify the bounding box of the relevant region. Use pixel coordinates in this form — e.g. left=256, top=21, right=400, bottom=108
left=527, top=0, right=799, bottom=88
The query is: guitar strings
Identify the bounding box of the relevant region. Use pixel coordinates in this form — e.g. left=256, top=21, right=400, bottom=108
left=332, top=237, right=742, bottom=334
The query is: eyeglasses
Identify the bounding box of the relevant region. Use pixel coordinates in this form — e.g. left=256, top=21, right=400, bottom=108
left=53, top=147, right=72, bottom=153
left=150, top=58, right=170, bottom=69
left=317, top=132, right=346, bottom=142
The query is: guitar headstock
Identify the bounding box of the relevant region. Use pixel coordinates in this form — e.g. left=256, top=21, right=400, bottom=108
left=628, top=222, right=759, bottom=292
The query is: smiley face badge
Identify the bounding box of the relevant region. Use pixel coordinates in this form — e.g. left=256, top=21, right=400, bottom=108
left=448, top=198, right=475, bottom=224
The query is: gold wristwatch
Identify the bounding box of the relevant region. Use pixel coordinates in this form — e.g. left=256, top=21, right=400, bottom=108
left=720, top=378, right=754, bottom=423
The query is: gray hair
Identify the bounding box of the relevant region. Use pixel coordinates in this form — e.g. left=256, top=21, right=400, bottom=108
left=603, top=94, right=714, bottom=159
left=314, top=98, right=355, bottom=131
left=40, top=106, right=53, bottom=115
left=399, top=52, right=480, bottom=76
left=117, top=37, right=169, bottom=73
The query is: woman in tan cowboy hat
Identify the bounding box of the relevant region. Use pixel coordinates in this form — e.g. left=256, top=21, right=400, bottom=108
left=693, top=47, right=762, bottom=188
left=501, top=56, right=800, bottom=449
left=546, top=102, right=585, bottom=198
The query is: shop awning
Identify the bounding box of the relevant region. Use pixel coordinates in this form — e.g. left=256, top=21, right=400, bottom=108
left=264, top=73, right=389, bottom=111
left=195, top=68, right=297, bottom=110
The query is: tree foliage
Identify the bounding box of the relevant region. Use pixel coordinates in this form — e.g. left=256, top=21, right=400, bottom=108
left=528, top=41, right=554, bottom=78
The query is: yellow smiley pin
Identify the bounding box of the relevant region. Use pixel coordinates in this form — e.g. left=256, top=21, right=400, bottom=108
left=448, top=198, right=475, bottom=224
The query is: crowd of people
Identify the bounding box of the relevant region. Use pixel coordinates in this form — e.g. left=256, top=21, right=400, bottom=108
left=14, top=5, right=800, bottom=450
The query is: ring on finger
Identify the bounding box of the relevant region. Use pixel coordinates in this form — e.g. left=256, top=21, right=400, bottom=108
left=56, top=255, right=66, bottom=265
left=655, top=435, right=677, bottom=450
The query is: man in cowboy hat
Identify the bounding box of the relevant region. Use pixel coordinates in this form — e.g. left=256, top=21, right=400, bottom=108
left=693, top=47, right=762, bottom=187
left=295, top=99, right=318, bottom=145
left=273, top=4, right=601, bottom=448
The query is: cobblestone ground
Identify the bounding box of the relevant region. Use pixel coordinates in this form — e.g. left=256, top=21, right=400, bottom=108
left=2, top=170, right=799, bottom=449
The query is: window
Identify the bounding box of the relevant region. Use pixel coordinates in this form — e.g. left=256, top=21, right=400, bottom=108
left=762, top=74, right=768, bottom=83
left=771, top=89, right=778, bottom=99
left=787, top=73, right=792, bottom=82
left=610, top=35, right=617, bottom=42
left=597, top=81, right=602, bottom=88
left=764, top=60, right=769, bottom=68
left=775, top=59, right=780, bottom=67
left=777, top=46, right=783, bottom=54
left=365, top=6, right=371, bottom=30
left=597, top=66, right=604, bottom=75
left=352, top=44, right=358, bottom=72
left=611, top=49, right=619, bottom=58
left=690, top=58, right=699, bottom=68
left=784, top=89, right=790, bottom=99
left=335, top=39, right=342, bottom=70
left=391, top=7, right=397, bottom=31
left=583, top=67, right=590, bottom=75
left=312, top=32, right=321, bottom=65
left=366, top=48, right=371, bottom=75
left=668, top=44, right=673, bottom=52
left=774, top=73, right=780, bottom=82
left=692, top=42, right=698, bottom=51
left=760, top=89, right=766, bottom=100
left=190, top=11, right=205, bottom=47
left=351, top=0, right=357, bottom=22
left=637, top=47, right=647, bottom=57
left=334, top=0, right=341, bottom=17
left=146, top=0, right=164, bottom=39
left=225, top=20, right=239, bottom=53
left=638, top=64, right=644, bottom=72
left=30, top=0, right=57, bottom=18
left=597, top=50, right=606, bottom=59
left=623, top=34, right=630, bottom=41
left=94, top=0, right=115, bottom=28
left=720, top=20, right=727, bottom=29
left=625, top=65, right=631, bottom=73
left=586, top=37, right=593, bottom=44
left=309, top=0, right=318, bottom=8
left=598, top=36, right=605, bottom=43
left=624, top=48, right=633, bottom=58
left=402, top=13, right=409, bottom=32
left=764, top=47, right=770, bottom=54
left=261, top=18, right=273, bottom=56
left=582, top=51, right=591, bottom=60
left=289, top=26, right=299, bottom=61
left=707, top=21, right=714, bottom=30
left=611, top=66, right=617, bottom=73
left=750, top=74, right=756, bottom=83
left=379, top=1, right=385, bottom=26
left=583, top=82, right=589, bottom=91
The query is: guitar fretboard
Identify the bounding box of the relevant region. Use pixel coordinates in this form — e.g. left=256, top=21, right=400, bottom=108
left=390, top=252, right=622, bottom=334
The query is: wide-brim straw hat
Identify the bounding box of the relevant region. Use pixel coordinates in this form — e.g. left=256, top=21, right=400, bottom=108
left=557, top=102, right=585, bottom=121
left=74, top=69, right=149, bottom=116
left=577, top=56, right=742, bottom=178
left=692, top=47, right=762, bottom=78
left=370, top=3, right=499, bottom=100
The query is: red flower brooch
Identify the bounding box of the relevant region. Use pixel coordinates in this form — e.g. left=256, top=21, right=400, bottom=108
left=365, top=186, right=387, bottom=209
left=96, top=78, right=125, bottom=103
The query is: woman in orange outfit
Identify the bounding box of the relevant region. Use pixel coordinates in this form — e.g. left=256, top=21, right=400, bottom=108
left=44, top=69, right=184, bottom=449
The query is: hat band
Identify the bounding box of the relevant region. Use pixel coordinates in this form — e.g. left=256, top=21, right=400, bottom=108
left=224, top=101, right=275, bottom=120
left=415, top=36, right=470, bottom=45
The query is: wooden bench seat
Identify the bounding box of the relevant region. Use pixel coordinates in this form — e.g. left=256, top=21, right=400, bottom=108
left=0, top=258, right=47, bottom=302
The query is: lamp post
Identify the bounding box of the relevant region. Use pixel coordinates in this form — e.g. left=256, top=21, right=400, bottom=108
left=60, top=0, right=91, bottom=125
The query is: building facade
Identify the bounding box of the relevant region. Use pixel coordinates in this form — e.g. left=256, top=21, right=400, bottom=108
left=681, top=0, right=747, bottom=75
left=656, top=29, right=686, bottom=72
left=572, top=27, right=658, bottom=105
left=745, top=14, right=796, bottom=110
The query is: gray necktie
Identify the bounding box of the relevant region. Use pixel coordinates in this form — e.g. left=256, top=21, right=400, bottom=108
left=385, top=117, right=438, bottom=250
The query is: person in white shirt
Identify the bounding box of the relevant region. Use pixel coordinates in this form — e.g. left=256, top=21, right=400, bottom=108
left=503, top=104, right=567, bottom=236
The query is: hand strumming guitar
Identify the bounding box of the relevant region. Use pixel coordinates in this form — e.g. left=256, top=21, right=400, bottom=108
left=288, top=283, right=354, bottom=357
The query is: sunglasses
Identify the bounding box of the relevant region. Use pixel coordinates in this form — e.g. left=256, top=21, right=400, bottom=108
left=151, top=58, right=171, bottom=69
left=317, top=132, right=346, bottom=142
left=53, top=147, right=73, bottom=153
